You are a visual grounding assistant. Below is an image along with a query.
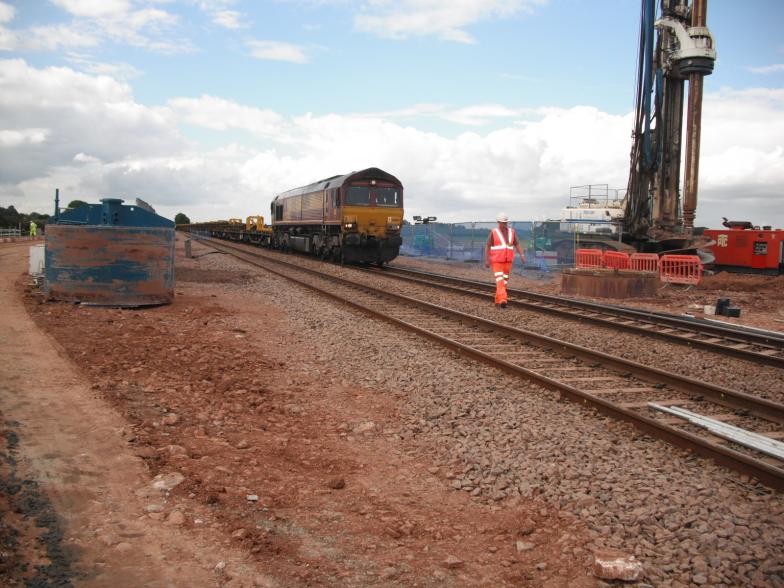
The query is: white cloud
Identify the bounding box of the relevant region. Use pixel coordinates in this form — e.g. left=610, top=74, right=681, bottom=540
left=0, top=128, right=50, bottom=146
left=168, top=95, right=285, bottom=137
left=1, top=0, right=188, bottom=54
left=0, top=58, right=181, bottom=184
left=95, top=7, right=187, bottom=53
left=748, top=63, right=784, bottom=75
left=354, top=0, right=547, bottom=43
left=247, top=40, right=309, bottom=64
left=51, top=0, right=132, bottom=18
left=442, top=104, right=532, bottom=126
left=212, top=10, right=245, bottom=29
left=0, top=2, right=15, bottom=24
left=18, top=24, right=99, bottom=51
left=191, top=0, right=249, bottom=29
left=0, top=3, right=100, bottom=53
left=65, top=53, right=143, bottom=79
left=357, top=103, right=535, bottom=126
left=0, top=59, right=782, bottom=230
left=74, top=152, right=100, bottom=163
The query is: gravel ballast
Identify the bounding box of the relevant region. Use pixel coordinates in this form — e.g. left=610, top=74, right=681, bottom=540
left=192, top=242, right=784, bottom=588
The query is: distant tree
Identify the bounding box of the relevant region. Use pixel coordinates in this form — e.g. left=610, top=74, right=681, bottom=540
left=67, top=199, right=88, bottom=209
left=0, top=205, right=22, bottom=228
left=174, top=212, right=191, bottom=225
left=0, top=206, right=49, bottom=229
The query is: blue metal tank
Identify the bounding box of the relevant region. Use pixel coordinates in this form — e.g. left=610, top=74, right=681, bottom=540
left=45, top=198, right=175, bottom=306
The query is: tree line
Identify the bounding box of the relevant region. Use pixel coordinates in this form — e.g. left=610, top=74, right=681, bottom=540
left=0, top=205, right=50, bottom=230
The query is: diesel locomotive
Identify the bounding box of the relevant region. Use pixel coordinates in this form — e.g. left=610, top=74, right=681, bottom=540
left=270, top=167, right=404, bottom=265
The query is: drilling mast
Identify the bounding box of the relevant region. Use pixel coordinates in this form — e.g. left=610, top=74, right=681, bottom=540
left=624, top=0, right=716, bottom=249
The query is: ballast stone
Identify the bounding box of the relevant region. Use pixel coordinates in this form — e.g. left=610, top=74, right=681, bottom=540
left=135, top=472, right=185, bottom=497
left=593, top=550, right=644, bottom=581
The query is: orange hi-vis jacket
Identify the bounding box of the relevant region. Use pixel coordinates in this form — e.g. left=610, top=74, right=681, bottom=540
left=489, top=227, right=516, bottom=263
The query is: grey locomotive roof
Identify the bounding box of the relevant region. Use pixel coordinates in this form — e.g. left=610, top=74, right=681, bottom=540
left=272, top=167, right=402, bottom=202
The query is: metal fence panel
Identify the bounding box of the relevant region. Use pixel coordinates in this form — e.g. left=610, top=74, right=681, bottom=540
left=400, top=221, right=580, bottom=271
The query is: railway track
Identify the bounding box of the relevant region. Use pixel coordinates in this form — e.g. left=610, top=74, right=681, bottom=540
left=365, top=265, right=784, bottom=368
left=197, top=237, right=784, bottom=491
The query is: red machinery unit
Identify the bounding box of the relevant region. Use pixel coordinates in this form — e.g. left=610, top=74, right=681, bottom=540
left=704, top=227, right=784, bottom=275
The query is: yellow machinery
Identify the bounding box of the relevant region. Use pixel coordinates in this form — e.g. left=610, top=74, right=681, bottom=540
left=246, top=215, right=265, bottom=231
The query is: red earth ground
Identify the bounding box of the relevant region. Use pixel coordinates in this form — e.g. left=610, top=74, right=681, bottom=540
left=8, top=238, right=778, bottom=586
left=0, top=241, right=595, bottom=587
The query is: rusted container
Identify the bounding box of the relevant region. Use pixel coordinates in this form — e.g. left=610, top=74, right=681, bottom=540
left=45, top=198, right=175, bottom=306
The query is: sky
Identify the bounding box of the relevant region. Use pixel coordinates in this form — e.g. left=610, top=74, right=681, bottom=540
left=0, top=0, right=783, bottom=227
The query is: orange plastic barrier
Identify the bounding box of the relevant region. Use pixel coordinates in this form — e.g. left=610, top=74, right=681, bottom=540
left=603, top=251, right=631, bottom=270
left=630, top=253, right=660, bottom=272
left=659, top=254, right=703, bottom=285
left=575, top=249, right=604, bottom=269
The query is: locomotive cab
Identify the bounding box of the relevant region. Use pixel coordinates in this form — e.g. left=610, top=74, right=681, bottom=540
left=341, top=178, right=403, bottom=263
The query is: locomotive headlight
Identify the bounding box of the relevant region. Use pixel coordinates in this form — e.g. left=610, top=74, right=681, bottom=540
left=344, top=222, right=356, bottom=229
left=387, top=223, right=400, bottom=231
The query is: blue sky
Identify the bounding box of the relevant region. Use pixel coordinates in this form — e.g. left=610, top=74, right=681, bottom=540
left=1, top=0, right=783, bottom=226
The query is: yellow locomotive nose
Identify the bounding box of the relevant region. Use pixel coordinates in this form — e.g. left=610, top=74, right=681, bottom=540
left=349, top=209, right=401, bottom=238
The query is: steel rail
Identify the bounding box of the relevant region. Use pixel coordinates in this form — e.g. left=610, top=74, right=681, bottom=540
left=370, top=265, right=784, bottom=368
left=199, top=237, right=784, bottom=491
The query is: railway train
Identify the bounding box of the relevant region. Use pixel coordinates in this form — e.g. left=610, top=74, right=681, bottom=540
left=271, top=167, right=403, bottom=264
left=180, top=167, right=404, bottom=265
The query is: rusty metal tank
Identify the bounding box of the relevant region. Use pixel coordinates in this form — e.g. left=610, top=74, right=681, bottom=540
left=561, top=268, right=658, bottom=299
left=45, top=198, right=175, bottom=306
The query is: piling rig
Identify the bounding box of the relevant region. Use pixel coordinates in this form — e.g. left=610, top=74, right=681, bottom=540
left=624, top=0, right=716, bottom=254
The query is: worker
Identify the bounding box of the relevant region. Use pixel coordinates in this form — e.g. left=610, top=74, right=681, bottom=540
left=29, top=221, right=37, bottom=237
left=484, top=213, right=525, bottom=308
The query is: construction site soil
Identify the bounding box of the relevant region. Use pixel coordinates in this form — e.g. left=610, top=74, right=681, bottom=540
left=1, top=239, right=783, bottom=587
left=1, top=242, right=593, bottom=587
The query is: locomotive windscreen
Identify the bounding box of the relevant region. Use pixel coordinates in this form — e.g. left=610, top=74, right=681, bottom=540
left=375, top=188, right=400, bottom=207
left=346, top=186, right=371, bottom=206
left=345, top=186, right=401, bottom=207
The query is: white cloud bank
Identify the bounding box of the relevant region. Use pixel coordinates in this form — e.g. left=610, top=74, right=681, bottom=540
left=748, top=64, right=784, bottom=75
left=1, top=0, right=189, bottom=54
left=1, top=59, right=782, bottom=229
left=354, top=0, right=548, bottom=44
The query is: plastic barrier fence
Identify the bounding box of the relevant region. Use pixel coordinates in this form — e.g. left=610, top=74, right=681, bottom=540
left=630, top=253, right=660, bottom=272
left=659, top=254, right=703, bottom=285
left=603, top=251, right=631, bottom=270
left=575, top=249, right=604, bottom=269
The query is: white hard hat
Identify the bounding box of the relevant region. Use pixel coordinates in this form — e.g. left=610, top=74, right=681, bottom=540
left=496, top=212, right=509, bottom=223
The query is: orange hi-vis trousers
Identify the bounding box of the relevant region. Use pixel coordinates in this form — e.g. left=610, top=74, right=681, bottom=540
left=492, top=261, right=513, bottom=304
